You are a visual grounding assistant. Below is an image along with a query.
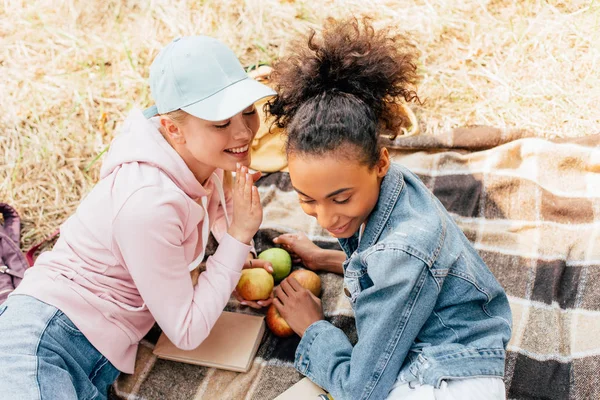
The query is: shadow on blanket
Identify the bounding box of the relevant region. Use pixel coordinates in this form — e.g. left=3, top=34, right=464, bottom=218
left=111, top=127, right=600, bottom=400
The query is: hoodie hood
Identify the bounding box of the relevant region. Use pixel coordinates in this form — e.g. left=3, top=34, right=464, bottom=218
left=100, top=109, right=208, bottom=199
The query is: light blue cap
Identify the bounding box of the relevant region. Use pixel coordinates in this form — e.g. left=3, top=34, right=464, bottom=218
left=143, top=36, right=276, bottom=121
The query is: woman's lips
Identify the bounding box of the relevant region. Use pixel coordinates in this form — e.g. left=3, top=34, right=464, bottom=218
left=327, top=221, right=351, bottom=235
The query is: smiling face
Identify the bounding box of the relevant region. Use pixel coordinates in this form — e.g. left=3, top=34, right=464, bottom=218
left=288, top=147, right=390, bottom=239
left=160, top=104, right=260, bottom=183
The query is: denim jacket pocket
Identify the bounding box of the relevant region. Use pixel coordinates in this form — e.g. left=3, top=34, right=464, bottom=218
left=343, top=265, right=372, bottom=304
left=343, top=275, right=362, bottom=304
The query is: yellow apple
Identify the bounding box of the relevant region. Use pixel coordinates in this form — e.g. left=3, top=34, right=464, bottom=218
left=288, top=269, right=321, bottom=297
left=236, top=268, right=274, bottom=301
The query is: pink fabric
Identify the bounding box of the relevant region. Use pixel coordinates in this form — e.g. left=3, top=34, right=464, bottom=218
left=13, top=109, right=250, bottom=373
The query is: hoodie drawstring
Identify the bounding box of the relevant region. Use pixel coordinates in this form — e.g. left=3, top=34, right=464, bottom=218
left=186, top=172, right=229, bottom=271
left=211, top=172, right=230, bottom=227
left=187, top=196, right=209, bottom=271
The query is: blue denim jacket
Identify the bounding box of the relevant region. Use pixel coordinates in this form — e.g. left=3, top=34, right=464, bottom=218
left=294, top=163, right=512, bottom=400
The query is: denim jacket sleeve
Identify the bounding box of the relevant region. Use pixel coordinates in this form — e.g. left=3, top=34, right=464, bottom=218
left=294, top=246, right=439, bottom=400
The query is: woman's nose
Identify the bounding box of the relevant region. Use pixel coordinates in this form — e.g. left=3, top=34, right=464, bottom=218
left=316, top=205, right=338, bottom=230
left=230, top=115, right=253, bottom=140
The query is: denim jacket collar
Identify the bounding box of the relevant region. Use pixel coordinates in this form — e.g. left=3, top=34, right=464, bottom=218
left=339, top=164, right=404, bottom=257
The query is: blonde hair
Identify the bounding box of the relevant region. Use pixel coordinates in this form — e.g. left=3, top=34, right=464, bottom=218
left=164, top=109, right=190, bottom=125
left=162, top=109, right=234, bottom=190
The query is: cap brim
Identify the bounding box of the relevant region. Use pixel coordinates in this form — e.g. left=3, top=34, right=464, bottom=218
left=181, top=78, right=276, bottom=122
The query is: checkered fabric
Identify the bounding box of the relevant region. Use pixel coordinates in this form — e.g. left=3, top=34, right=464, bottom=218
left=111, top=128, right=600, bottom=400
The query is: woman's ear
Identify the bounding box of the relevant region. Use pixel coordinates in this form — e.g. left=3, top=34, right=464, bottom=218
left=159, top=116, right=186, bottom=144
left=376, top=147, right=391, bottom=178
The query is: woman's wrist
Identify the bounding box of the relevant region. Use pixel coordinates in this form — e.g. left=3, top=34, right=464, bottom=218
left=227, top=226, right=253, bottom=245
left=315, top=249, right=346, bottom=274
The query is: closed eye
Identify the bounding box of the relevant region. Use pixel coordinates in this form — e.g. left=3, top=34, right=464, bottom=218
left=299, top=198, right=315, bottom=204
left=333, top=197, right=351, bottom=204
left=214, top=121, right=231, bottom=129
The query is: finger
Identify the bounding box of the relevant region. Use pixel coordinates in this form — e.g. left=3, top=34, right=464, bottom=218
left=236, top=166, right=247, bottom=194
left=241, top=300, right=265, bottom=309
left=273, top=234, right=294, bottom=245
left=287, top=277, right=304, bottom=292
left=282, top=244, right=297, bottom=253
left=235, top=294, right=251, bottom=307
left=235, top=164, right=242, bottom=187
left=250, top=170, right=262, bottom=183
left=273, top=297, right=284, bottom=312
left=251, top=185, right=261, bottom=212
left=279, top=279, right=297, bottom=297
left=274, top=285, right=287, bottom=302
left=234, top=288, right=264, bottom=308
left=248, top=258, right=273, bottom=273
left=257, top=297, right=273, bottom=307
left=308, top=290, right=321, bottom=303
left=244, top=173, right=252, bottom=201
left=285, top=247, right=298, bottom=255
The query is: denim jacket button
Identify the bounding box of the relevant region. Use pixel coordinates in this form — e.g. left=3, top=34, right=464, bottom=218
left=344, top=287, right=351, bottom=297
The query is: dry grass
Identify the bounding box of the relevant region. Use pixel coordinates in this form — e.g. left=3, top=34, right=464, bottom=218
left=1, top=0, right=599, bottom=248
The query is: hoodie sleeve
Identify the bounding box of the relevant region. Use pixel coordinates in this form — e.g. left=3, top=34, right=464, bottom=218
left=112, top=186, right=250, bottom=350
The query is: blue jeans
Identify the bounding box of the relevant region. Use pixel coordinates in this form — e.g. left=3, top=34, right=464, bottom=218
left=0, top=295, right=120, bottom=400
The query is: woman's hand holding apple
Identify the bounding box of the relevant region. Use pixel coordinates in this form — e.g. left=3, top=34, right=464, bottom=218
left=233, top=254, right=274, bottom=309
left=273, top=277, right=324, bottom=337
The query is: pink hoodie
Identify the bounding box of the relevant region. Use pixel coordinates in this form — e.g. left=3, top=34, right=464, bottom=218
left=14, top=109, right=251, bottom=373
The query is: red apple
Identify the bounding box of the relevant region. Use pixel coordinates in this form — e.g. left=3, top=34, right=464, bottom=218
left=266, top=304, right=294, bottom=338
left=236, top=268, right=274, bottom=301
left=288, top=269, right=321, bottom=297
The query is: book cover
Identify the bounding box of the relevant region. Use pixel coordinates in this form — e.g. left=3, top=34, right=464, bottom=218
left=274, top=377, right=331, bottom=399
left=153, top=311, right=265, bottom=373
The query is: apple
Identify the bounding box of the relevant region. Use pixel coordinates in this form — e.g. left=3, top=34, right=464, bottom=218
left=288, top=269, right=321, bottom=297
left=258, top=248, right=292, bottom=282
left=266, top=269, right=322, bottom=337
left=236, top=268, right=274, bottom=301
left=266, top=304, right=294, bottom=338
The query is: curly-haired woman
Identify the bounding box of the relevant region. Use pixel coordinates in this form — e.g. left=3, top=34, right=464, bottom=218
left=267, top=18, right=512, bottom=400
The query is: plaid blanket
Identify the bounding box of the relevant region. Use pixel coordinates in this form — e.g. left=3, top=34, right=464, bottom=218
left=110, top=127, right=600, bottom=400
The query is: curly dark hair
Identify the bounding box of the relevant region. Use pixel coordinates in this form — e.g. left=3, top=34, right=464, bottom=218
left=265, top=17, right=420, bottom=167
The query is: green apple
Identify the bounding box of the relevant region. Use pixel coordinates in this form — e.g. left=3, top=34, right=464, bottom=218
left=258, top=248, right=292, bottom=282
